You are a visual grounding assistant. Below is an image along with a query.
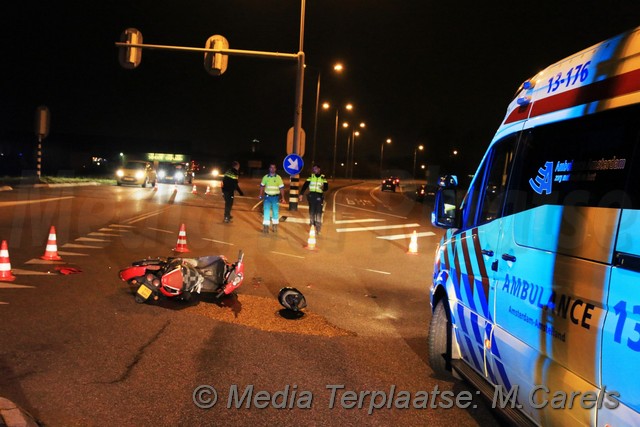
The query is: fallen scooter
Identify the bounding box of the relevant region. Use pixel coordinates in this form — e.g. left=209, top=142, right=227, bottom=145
left=119, top=250, right=244, bottom=304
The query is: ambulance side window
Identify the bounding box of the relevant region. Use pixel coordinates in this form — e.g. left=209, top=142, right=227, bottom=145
left=476, top=138, right=517, bottom=225
left=461, top=136, right=517, bottom=228
left=505, top=104, right=640, bottom=213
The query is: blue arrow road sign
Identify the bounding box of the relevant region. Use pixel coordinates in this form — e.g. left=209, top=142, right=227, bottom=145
left=283, top=154, right=304, bottom=175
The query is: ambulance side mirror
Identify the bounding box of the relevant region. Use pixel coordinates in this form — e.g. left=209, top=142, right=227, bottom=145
left=432, top=176, right=459, bottom=228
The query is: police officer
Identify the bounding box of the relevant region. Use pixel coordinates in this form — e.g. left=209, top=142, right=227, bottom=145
left=299, top=165, right=328, bottom=234
left=258, top=163, right=285, bottom=233
left=222, top=161, right=243, bottom=223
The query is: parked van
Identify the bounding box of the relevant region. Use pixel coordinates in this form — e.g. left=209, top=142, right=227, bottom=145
left=428, top=26, right=640, bottom=426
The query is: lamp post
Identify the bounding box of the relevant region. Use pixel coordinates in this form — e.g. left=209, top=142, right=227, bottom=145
left=380, top=138, right=391, bottom=176
left=310, top=63, right=343, bottom=166
left=345, top=122, right=365, bottom=179
left=327, top=103, right=352, bottom=179
left=413, top=144, right=424, bottom=179
left=352, top=123, right=365, bottom=179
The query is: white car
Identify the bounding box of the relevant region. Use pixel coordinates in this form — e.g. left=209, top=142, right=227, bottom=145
left=116, top=161, right=157, bottom=187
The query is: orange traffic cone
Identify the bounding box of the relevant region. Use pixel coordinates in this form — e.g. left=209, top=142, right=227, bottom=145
left=0, top=240, right=16, bottom=282
left=173, top=224, right=190, bottom=253
left=205, top=186, right=211, bottom=195
left=41, top=226, right=62, bottom=261
left=407, top=230, right=418, bottom=255
left=305, top=225, right=317, bottom=250
left=191, top=185, right=198, bottom=194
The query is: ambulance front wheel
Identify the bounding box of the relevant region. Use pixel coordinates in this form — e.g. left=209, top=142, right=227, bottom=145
left=427, top=298, right=452, bottom=377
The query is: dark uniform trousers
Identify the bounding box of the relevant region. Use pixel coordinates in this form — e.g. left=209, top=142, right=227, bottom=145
left=307, top=192, right=324, bottom=230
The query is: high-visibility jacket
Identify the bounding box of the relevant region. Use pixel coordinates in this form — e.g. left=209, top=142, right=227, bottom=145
left=307, top=174, right=328, bottom=193
left=261, top=174, right=284, bottom=195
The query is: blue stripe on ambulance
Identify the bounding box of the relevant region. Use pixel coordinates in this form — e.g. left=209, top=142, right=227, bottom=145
left=463, top=335, right=483, bottom=373
left=470, top=312, right=483, bottom=346
left=443, top=228, right=514, bottom=389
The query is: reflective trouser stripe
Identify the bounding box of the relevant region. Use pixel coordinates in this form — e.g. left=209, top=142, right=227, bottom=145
left=263, top=197, right=280, bottom=225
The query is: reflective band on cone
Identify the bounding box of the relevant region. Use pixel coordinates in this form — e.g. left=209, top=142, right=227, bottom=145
left=0, top=240, right=16, bottom=282
left=192, top=185, right=198, bottom=194
left=173, top=224, right=190, bottom=253
left=41, top=226, right=62, bottom=261
left=205, top=186, right=211, bottom=195
left=407, top=230, right=418, bottom=255
left=305, top=225, right=317, bottom=250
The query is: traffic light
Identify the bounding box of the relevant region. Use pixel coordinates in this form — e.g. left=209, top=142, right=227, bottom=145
left=204, top=35, right=229, bottom=76
left=119, top=28, right=143, bottom=69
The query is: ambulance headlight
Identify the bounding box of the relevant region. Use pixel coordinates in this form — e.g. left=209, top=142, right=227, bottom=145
left=116, top=169, right=124, bottom=177
left=135, top=171, right=144, bottom=179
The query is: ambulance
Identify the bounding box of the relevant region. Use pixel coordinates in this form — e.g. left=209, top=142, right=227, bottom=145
left=428, top=26, right=640, bottom=426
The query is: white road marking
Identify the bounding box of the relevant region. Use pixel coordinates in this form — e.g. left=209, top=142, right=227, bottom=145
left=271, top=251, right=305, bottom=259
left=377, top=231, right=436, bottom=240
left=88, top=232, right=119, bottom=237
left=61, top=243, right=103, bottom=249
left=25, top=259, right=65, bottom=265
left=335, top=202, right=407, bottom=219
left=364, top=268, right=391, bottom=275
left=0, top=283, right=36, bottom=289
left=202, top=238, right=234, bottom=246
left=336, top=223, right=421, bottom=233
left=12, top=269, right=51, bottom=275
left=334, top=218, right=384, bottom=224
left=123, top=207, right=173, bottom=224
left=281, top=217, right=308, bottom=224
left=147, top=227, right=174, bottom=234
left=75, top=237, right=109, bottom=242
left=109, top=224, right=135, bottom=229
left=0, top=196, right=75, bottom=207
left=57, top=251, right=89, bottom=256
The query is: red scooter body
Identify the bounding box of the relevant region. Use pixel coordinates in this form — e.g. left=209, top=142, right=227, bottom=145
left=119, top=251, right=244, bottom=303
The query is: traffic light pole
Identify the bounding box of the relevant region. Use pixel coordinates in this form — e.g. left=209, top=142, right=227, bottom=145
left=116, top=10, right=307, bottom=212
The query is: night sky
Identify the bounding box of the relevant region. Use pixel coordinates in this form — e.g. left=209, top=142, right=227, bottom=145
left=1, top=1, right=639, bottom=177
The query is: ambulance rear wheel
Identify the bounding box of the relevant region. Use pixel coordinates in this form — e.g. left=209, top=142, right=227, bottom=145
left=427, top=298, right=452, bottom=377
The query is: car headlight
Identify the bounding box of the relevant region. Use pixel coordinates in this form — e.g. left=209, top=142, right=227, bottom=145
left=211, top=169, right=219, bottom=177
left=175, top=171, right=184, bottom=179
left=158, top=170, right=166, bottom=179
left=116, top=170, right=124, bottom=177
left=135, top=171, right=144, bottom=179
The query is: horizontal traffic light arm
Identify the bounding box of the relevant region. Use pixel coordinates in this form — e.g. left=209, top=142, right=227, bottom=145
left=114, top=42, right=299, bottom=61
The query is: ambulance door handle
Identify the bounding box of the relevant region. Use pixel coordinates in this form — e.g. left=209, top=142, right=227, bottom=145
left=481, top=249, right=494, bottom=257
left=502, top=254, right=517, bottom=262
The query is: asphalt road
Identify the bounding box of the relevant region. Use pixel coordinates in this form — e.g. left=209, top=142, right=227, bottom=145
left=0, top=178, right=503, bottom=426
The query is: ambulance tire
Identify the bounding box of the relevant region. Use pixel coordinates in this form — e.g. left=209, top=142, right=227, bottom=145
left=427, top=298, right=452, bottom=377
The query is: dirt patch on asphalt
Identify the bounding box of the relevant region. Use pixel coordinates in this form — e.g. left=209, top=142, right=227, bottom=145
left=187, top=294, right=355, bottom=337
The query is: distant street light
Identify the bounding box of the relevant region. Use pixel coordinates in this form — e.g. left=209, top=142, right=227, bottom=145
left=310, top=63, right=343, bottom=166
left=413, top=144, right=424, bottom=178
left=326, top=102, right=353, bottom=180
left=347, top=122, right=365, bottom=179
left=380, top=138, right=391, bottom=176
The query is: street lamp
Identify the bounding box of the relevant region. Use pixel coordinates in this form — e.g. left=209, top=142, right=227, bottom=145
left=344, top=122, right=365, bottom=179
left=310, top=63, right=344, bottom=165
left=351, top=123, right=365, bottom=179
left=413, top=144, right=424, bottom=179
left=380, top=138, right=391, bottom=176
left=326, top=103, right=353, bottom=179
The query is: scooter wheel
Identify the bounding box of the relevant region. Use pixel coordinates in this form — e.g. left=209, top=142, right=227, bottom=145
left=181, top=291, right=193, bottom=302
left=134, top=295, right=146, bottom=304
